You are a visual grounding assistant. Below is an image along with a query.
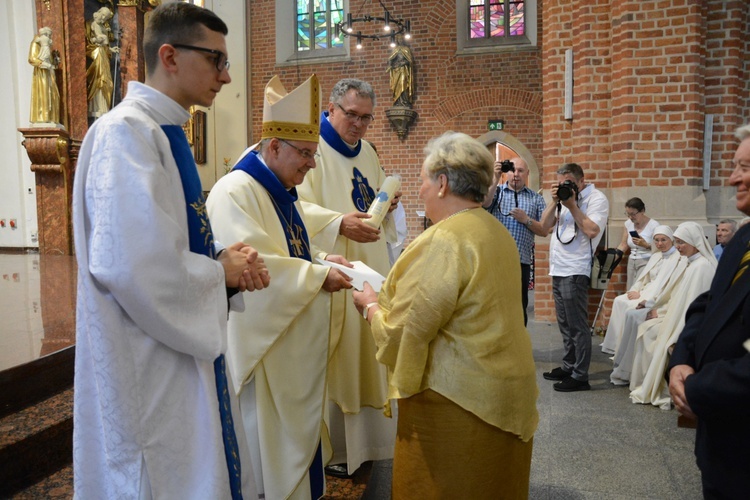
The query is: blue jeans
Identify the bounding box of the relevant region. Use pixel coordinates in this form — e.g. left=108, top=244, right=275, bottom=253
left=552, top=275, right=591, bottom=381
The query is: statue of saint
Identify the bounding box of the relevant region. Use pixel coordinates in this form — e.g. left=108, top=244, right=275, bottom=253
left=28, top=27, right=61, bottom=124
left=387, top=44, right=414, bottom=107
left=86, top=7, right=119, bottom=119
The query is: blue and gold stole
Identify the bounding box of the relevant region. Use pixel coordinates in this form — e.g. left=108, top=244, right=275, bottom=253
left=161, top=125, right=243, bottom=500
left=232, top=151, right=312, bottom=262
left=232, top=151, right=323, bottom=497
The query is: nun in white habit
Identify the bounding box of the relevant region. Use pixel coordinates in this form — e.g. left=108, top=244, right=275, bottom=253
left=601, top=225, right=680, bottom=355
left=629, top=221, right=717, bottom=409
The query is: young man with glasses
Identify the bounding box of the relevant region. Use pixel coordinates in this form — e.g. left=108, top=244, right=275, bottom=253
left=207, top=74, right=354, bottom=499
left=72, top=3, right=269, bottom=498
left=298, top=78, right=398, bottom=478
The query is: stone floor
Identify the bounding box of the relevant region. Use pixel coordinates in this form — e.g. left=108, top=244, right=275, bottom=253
left=351, top=320, right=704, bottom=500
left=8, top=320, right=703, bottom=499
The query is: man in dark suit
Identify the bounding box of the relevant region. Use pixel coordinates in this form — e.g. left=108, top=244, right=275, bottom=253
left=668, top=123, right=750, bottom=499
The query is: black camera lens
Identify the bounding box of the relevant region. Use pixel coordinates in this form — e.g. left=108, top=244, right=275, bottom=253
left=500, top=160, right=515, bottom=173
left=557, top=180, right=577, bottom=201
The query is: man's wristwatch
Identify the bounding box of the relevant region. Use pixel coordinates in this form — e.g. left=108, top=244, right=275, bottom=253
left=526, top=219, right=533, bottom=228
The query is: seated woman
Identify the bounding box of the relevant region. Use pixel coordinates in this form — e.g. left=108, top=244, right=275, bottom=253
left=629, top=221, right=716, bottom=409
left=352, top=131, right=538, bottom=499
left=610, top=238, right=694, bottom=386
left=601, top=225, right=679, bottom=355
left=617, top=197, right=660, bottom=288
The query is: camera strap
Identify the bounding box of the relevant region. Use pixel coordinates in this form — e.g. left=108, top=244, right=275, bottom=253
left=493, top=184, right=519, bottom=217
left=555, top=202, right=577, bottom=245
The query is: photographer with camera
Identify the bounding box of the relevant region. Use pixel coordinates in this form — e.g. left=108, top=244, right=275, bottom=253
left=539, top=163, right=609, bottom=392
left=483, top=156, right=547, bottom=325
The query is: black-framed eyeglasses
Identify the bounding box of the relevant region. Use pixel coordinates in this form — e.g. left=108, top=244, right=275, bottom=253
left=278, top=138, right=320, bottom=161
left=625, top=210, right=641, bottom=218
left=171, top=43, right=230, bottom=72
left=334, top=102, right=374, bottom=125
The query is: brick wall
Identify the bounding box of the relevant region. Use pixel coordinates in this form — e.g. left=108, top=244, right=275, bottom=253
left=539, top=0, right=750, bottom=325
left=247, top=0, right=749, bottom=326
left=247, top=0, right=544, bottom=248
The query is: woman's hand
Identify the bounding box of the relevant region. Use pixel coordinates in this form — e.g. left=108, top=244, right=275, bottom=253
left=632, top=236, right=648, bottom=248
left=352, top=281, right=379, bottom=317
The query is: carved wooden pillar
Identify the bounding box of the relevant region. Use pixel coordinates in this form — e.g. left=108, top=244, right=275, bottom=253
left=18, top=0, right=87, bottom=255
left=18, top=127, right=74, bottom=255
left=19, top=0, right=149, bottom=255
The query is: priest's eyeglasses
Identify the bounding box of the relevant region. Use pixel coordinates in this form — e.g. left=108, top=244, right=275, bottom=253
left=278, top=139, right=320, bottom=161
left=172, top=44, right=230, bottom=72
left=335, top=103, right=374, bottom=125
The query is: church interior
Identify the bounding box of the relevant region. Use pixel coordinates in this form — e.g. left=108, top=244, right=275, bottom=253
left=0, top=0, right=747, bottom=497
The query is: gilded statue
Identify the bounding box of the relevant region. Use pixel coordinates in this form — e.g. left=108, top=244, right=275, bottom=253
left=86, top=7, right=119, bottom=119
left=28, top=27, right=61, bottom=124
left=387, top=44, right=414, bottom=107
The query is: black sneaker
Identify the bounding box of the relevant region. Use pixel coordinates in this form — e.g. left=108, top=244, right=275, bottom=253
left=543, top=367, right=572, bottom=381
left=553, top=376, right=591, bottom=392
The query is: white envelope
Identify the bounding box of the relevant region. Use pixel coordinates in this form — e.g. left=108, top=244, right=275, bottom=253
left=316, top=258, right=386, bottom=292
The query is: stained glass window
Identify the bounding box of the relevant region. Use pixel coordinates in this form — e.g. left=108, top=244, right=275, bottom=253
left=469, top=0, right=525, bottom=40
left=296, top=0, right=344, bottom=52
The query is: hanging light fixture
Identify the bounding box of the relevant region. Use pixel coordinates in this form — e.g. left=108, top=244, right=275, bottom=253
left=335, top=0, right=413, bottom=50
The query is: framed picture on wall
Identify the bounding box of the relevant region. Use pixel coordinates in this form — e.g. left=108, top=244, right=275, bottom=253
left=194, top=110, right=206, bottom=164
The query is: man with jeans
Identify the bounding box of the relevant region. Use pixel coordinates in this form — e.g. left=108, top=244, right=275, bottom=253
left=483, top=157, right=547, bottom=325
left=540, top=163, right=609, bottom=392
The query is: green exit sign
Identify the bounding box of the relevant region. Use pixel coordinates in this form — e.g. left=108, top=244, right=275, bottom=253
left=488, top=120, right=504, bottom=131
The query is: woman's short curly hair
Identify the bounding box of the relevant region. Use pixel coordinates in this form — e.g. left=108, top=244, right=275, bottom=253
left=422, top=131, right=494, bottom=203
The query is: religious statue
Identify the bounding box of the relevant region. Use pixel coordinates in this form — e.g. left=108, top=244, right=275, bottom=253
left=28, top=27, right=61, bottom=124
left=387, top=44, right=414, bottom=107
left=86, top=7, right=119, bottom=119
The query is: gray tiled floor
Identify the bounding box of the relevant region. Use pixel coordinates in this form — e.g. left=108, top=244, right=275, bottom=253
left=364, top=319, right=703, bottom=499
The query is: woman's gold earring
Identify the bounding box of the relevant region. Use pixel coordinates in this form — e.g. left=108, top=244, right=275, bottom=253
left=438, top=191, right=443, bottom=198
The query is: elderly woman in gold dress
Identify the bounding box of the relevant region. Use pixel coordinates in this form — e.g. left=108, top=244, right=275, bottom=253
left=353, top=131, right=538, bottom=499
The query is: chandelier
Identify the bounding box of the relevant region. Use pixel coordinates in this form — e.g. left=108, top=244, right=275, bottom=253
left=335, top=0, right=412, bottom=49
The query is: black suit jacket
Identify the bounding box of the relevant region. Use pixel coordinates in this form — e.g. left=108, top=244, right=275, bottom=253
left=669, top=223, right=750, bottom=492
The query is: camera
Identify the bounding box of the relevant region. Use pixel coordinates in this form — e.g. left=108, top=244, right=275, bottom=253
left=500, top=159, right=515, bottom=173
left=556, top=180, right=579, bottom=201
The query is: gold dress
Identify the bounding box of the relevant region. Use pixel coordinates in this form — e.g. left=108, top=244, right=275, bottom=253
left=370, top=207, right=539, bottom=499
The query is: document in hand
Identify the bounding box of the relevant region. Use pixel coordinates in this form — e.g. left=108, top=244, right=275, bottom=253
left=315, top=258, right=386, bottom=292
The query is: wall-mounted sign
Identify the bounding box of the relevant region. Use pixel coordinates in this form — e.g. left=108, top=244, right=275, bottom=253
left=488, top=120, right=504, bottom=131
